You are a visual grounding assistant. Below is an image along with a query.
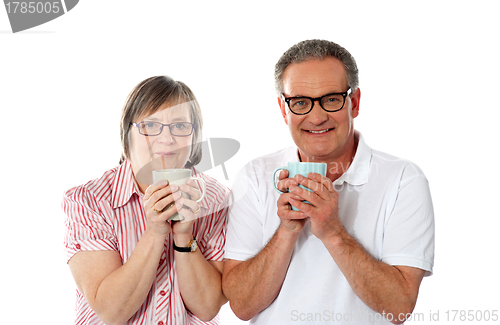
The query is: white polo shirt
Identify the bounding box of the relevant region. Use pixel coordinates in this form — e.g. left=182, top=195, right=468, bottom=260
left=225, top=131, right=435, bottom=324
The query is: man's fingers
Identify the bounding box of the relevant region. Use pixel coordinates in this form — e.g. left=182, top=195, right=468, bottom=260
left=293, top=173, right=335, bottom=196
left=308, top=172, right=335, bottom=192
left=279, top=169, right=289, bottom=180
left=278, top=201, right=307, bottom=219
left=277, top=178, right=298, bottom=193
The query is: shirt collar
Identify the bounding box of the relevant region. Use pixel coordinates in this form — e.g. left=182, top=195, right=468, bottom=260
left=334, top=130, right=371, bottom=186
left=111, top=160, right=142, bottom=209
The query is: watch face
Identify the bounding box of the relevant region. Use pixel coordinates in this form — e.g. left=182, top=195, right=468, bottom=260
left=190, top=240, right=198, bottom=252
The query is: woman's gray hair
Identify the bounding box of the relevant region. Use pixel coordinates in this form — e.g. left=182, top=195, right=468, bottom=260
left=274, top=39, right=359, bottom=94
left=119, top=76, right=203, bottom=167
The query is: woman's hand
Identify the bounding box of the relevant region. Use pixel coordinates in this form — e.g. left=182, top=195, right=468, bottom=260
left=171, top=178, right=203, bottom=236
left=142, top=180, right=178, bottom=238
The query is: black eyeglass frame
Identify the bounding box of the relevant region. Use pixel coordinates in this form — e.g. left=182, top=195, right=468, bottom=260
left=282, top=88, right=352, bottom=115
left=131, top=121, right=195, bottom=137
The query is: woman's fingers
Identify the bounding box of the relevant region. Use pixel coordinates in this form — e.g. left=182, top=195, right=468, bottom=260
left=143, top=180, right=184, bottom=237
left=144, top=180, right=168, bottom=201
left=179, top=179, right=203, bottom=201
left=152, top=186, right=176, bottom=212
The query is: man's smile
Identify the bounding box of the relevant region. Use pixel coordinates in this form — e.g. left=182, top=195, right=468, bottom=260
left=304, top=127, right=335, bottom=134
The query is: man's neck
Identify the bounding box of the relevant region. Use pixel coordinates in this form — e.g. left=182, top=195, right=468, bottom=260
left=298, top=137, right=358, bottom=182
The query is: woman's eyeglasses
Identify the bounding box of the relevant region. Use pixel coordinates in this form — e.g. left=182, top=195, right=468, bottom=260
left=131, top=121, right=194, bottom=136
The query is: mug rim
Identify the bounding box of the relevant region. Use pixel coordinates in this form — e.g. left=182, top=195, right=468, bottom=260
left=287, top=162, right=327, bottom=165
left=152, top=168, right=191, bottom=173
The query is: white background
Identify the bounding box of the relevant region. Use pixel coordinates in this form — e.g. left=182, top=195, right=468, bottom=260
left=1, top=1, right=499, bottom=324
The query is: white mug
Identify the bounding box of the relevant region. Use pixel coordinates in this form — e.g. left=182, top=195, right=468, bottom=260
left=152, top=169, right=206, bottom=221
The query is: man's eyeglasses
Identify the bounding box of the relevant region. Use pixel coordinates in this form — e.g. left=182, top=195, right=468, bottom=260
left=131, top=121, right=194, bottom=137
left=282, top=88, right=352, bottom=115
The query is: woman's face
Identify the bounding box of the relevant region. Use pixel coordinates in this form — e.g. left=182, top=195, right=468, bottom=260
left=129, top=102, right=193, bottom=179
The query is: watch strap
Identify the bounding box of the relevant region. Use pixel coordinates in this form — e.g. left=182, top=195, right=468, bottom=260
left=173, top=236, right=196, bottom=252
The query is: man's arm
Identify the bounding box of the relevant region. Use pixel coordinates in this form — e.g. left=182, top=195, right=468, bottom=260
left=222, top=224, right=300, bottom=321
left=289, top=172, right=426, bottom=324
left=222, top=169, right=307, bottom=320
left=324, top=229, right=425, bottom=324
left=222, top=170, right=306, bottom=320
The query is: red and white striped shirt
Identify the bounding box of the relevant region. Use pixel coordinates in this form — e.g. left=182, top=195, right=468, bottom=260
left=62, top=160, right=229, bottom=325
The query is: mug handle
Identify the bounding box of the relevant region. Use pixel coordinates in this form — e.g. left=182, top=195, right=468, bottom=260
left=272, top=167, right=287, bottom=194
left=189, top=177, right=206, bottom=202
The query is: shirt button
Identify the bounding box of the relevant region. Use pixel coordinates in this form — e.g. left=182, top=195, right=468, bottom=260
left=75, top=244, right=81, bottom=250
left=160, top=290, right=166, bottom=296
left=158, top=258, right=164, bottom=266
left=158, top=322, right=164, bottom=325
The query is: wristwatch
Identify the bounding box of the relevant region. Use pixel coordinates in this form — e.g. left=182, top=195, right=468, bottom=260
left=173, top=236, right=198, bottom=253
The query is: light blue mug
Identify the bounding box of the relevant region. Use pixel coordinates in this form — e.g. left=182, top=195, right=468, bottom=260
left=272, top=162, right=327, bottom=211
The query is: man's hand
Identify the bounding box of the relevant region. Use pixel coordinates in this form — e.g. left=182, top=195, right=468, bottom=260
left=288, top=172, right=343, bottom=241
left=288, top=172, right=425, bottom=324
left=276, top=169, right=308, bottom=233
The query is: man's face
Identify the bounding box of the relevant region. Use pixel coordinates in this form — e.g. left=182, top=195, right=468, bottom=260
left=279, top=57, right=360, bottom=162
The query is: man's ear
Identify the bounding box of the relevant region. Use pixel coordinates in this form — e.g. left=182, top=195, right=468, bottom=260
left=350, top=88, right=361, bottom=118
left=278, top=97, right=289, bottom=125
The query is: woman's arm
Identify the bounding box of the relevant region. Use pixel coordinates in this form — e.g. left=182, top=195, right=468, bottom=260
left=68, top=231, right=166, bottom=325
left=68, top=180, right=177, bottom=325
left=170, top=179, right=228, bottom=321
left=174, top=233, right=227, bottom=321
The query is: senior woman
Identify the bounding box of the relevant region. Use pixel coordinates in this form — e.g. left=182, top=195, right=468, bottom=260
left=62, top=76, right=229, bottom=325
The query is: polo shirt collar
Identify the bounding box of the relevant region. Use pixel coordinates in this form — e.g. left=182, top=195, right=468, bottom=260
left=334, top=130, right=371, bottom=186
left=288, top=130, right=371, bottom=187
left=111, top=160, right=142, bottom=209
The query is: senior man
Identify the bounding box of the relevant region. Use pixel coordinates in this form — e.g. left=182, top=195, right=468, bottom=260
left=222, top=39, right=434, bottom=325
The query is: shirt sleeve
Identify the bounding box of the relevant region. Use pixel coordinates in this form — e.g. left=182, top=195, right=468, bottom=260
left=198, top=206, right=229, bottom=262
left=62, top=185, right=118, bottom=263
left=224, top=165, right=266, bottom=261
left=381, top=166, right=435, bottom=276
left=195, top=179, right=231, bottom=262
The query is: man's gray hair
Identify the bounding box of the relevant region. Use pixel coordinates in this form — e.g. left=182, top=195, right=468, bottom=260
left=274, top=39, right=359, bottom=95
